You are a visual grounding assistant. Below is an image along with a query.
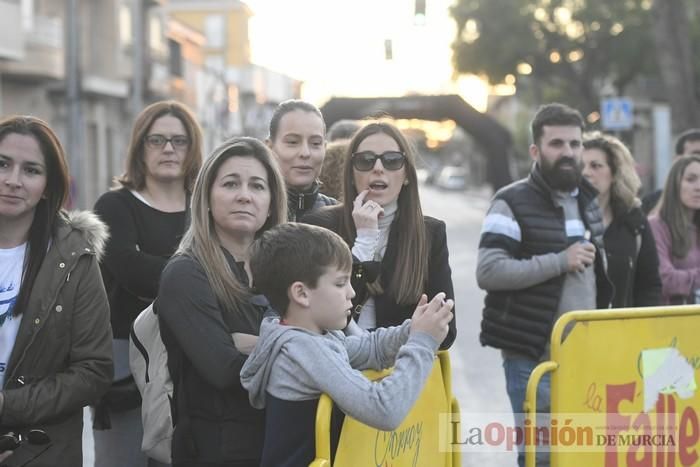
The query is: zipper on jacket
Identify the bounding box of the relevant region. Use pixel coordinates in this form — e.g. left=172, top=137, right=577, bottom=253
left=626, top=256, right=634, bottom=306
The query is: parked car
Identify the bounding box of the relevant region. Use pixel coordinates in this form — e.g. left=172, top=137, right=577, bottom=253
left=419, top=161, right=443, bottom=185
left=435, top=166, right=468, bottom=190
left=416, top=168, right=430, bottom=183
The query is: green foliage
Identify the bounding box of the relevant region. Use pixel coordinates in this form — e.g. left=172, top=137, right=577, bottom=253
left=450, top=0, right=660, bottom=115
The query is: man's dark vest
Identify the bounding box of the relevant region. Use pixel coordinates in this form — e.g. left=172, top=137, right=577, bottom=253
left=479, top=169, right=612, bottom=360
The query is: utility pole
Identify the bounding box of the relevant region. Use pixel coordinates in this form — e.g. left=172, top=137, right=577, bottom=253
left=131, top=0, right=144, bottom=117
left=65, top=0, right=84, bottom=208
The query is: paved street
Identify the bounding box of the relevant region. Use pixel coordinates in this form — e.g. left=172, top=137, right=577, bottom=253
left=419, top=184, right=516, bottom=467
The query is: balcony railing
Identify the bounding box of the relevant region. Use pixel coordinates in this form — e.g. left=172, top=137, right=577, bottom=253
left=0, top=0, right=23, bottom=60
left=0, top=13, right=64, bottom=79
left=26, top=15, right=63, bottom=49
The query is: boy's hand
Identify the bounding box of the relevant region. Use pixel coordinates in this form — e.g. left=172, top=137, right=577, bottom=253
left=412, top=294, right=429, bottom=314
left=409, top=293, right=430, bottom=327
left=410, top=292, right=454, bottom=344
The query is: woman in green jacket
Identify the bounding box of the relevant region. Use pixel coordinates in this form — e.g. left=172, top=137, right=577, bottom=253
left=0, top=116, right=113, bottom=466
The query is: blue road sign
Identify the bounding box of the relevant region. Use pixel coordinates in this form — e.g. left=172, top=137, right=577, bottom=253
left=601, top=97, right=634, bottom=131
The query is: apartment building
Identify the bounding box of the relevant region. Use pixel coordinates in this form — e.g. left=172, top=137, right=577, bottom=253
left=0, top=0, right=296, bottom=207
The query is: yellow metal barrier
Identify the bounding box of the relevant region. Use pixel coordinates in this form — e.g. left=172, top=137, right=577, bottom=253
left=309, top=393, right=333, bottom=467
left=312, top=351, right=460, bottom=467
left=524, top=361, right=557, bottom=467
left=525, top=306, right=700, bottom=467
left=450, top=396, right=462, bottom=467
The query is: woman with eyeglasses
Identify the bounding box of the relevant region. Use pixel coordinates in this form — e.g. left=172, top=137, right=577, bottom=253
left=92, top=100, right=203, bottom=467
left=302, top=121, right=456, bottom=348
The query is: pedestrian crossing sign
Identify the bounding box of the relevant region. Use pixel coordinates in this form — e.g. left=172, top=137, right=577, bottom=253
left=601, top=97, right=634, bottom=131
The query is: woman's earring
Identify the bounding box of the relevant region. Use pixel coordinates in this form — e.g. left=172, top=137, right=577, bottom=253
left=403, top=180, right=409, bottom=186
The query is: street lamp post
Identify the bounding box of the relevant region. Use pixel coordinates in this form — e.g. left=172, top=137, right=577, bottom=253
left=131, top=0, right=144, bottom=117
left=65, top=0, right=84, bottom=208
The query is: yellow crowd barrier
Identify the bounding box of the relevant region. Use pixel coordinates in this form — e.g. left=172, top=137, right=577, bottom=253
left=311, top=351, right=461, bottom=467
left=525, top=306, right=700, bottom=467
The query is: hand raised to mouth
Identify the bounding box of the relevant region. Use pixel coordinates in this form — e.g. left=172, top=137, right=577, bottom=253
left=352, top=190, right=384, bottom=230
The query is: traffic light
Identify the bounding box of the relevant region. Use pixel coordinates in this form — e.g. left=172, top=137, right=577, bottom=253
left=415, top=0, right=426, bottom=25
left=384, top=39, right=393, bottom=60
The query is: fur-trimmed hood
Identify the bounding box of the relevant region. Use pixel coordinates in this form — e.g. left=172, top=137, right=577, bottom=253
left=58, top=210, right=110, bottom=261
left=1, top=210, right=113, bottom=466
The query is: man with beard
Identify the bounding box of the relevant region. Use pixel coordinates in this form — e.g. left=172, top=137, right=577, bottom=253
left=476, top=103, right=613, bottom=467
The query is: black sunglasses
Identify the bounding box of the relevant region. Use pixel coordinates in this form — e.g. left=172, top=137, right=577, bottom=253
left=351, top=151, right=406, bottom=171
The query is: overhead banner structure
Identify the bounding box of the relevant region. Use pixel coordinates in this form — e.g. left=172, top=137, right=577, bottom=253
left=311, top=351, right=460, bottom=467
left=525, top=306, right=700, bottom=467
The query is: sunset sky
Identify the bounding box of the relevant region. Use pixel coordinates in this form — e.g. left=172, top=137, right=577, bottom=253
left=244, top=0, right=489, bottom=110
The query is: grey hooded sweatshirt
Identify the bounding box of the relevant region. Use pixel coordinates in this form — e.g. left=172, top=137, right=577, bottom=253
left=240, top=315, right=439, bottom=465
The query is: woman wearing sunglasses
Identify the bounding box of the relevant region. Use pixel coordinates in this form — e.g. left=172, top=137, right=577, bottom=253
left=93, top=100, right=203, bottom=466
left=302, top=121, right=456, bottom=348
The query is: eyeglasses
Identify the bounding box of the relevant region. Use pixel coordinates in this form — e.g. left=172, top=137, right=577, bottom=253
left=144, top=134, right=189, bottom=149
left=351, top=151, right=406, bottom=171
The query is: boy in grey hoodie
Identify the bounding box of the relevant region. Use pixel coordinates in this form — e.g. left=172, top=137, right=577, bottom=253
left=240, top=223, right=453, bottom=466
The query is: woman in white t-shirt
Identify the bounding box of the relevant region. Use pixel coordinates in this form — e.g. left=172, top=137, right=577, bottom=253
left=0, top=115, right=112, bottom=466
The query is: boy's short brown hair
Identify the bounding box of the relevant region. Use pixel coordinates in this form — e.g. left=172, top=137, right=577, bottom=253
left=250, top=223, right=352, bottom=316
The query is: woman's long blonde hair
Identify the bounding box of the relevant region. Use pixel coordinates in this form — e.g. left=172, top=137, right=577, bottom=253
left=582, top=132, right=641, bottom=216
left=177, top=137, right=287, bottom=312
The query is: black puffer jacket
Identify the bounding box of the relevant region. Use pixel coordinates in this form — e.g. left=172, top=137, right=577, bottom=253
left=287, top=181, right=336, bottom=221
left=479, top=167, right=613, bottom=360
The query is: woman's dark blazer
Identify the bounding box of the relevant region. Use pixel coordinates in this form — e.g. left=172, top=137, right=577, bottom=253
left=302, top=205, right=456, bottom=349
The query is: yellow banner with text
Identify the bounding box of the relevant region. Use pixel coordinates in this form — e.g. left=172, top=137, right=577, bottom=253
left=311, top=351, right=459, bottom=467
left=526, top=306, right=700, bottom=467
